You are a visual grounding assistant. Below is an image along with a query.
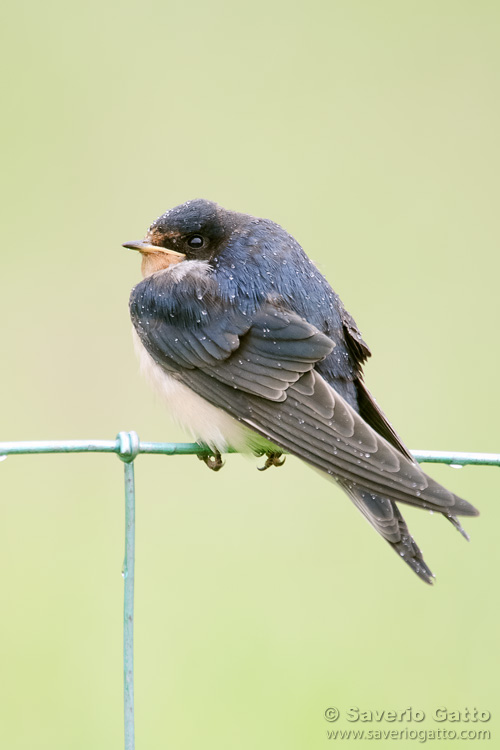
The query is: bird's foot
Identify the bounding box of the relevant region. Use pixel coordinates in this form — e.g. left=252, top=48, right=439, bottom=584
left=198, top=449, right=225, bottom=472
left=257, top=451, right=286, bottom=471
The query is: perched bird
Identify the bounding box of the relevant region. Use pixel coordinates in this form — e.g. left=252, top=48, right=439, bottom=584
left=124, top=199, right=478, bottom=583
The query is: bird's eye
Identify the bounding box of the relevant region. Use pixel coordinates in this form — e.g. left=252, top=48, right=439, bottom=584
left=187, top=234, right=204, bottom=249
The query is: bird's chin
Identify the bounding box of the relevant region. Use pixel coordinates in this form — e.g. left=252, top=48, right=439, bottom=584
left=141, top=251, right=185, bottom=278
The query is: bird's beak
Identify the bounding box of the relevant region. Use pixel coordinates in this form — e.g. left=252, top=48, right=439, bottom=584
left=122, top=240, right=186, bottom=260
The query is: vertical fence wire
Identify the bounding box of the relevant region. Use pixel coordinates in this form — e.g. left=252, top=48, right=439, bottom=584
left=122, top=460, right=135, bottom=750
left=116, top=432, right=140, bottom=750
left=0, top=433, right=498, bottom=750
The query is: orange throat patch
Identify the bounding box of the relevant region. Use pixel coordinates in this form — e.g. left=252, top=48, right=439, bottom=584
left=141, top=251, right=184, bottom=278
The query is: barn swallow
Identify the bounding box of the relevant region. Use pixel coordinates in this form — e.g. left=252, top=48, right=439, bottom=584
left=124, top=199, right=478, bottom=583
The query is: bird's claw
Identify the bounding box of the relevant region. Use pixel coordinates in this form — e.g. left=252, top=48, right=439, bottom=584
left=198, top=450, right=225, bottom=472
left=257, top=451, right=286, bottom=471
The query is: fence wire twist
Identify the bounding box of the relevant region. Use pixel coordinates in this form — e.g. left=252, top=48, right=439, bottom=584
left=0, top=433, right=498, bottom=750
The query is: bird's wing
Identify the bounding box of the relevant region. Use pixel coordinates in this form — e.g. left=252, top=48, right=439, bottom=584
left=181, top=361, right=476, bottom=517
left=140, top=302, right=334, bottom=400
left=131, top=276, right=478, bottom=522
left=179, top=327, right=476, bottom=584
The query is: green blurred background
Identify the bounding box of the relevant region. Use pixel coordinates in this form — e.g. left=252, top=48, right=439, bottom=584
left=1, top=1, right=499, bottom=747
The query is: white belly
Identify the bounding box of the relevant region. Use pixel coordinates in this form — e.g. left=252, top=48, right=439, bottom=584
left=132, top=329, right=256, bottom=453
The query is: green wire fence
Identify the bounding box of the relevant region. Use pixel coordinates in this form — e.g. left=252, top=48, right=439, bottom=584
left=0, top=432, right=499, bottom=750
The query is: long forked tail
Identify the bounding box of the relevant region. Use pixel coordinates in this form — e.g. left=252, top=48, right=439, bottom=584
left=339, top=481, right=435, bottom=584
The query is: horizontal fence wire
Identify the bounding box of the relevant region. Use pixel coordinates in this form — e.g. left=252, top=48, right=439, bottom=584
left=1, top=436, right=499, bottom=465
left=0, top=433, right=498, bottom=750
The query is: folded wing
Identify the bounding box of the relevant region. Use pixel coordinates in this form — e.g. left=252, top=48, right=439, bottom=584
left=131, top=273, right=478, bottom=582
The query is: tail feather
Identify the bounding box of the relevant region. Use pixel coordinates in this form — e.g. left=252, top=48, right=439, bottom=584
left=339, top=481, right=436, bottom=584
left=445, top=514, right=471, bottom=541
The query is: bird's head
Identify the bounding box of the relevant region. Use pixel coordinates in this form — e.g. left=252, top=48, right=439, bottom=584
left=123, top=199, right=238, bottom=277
